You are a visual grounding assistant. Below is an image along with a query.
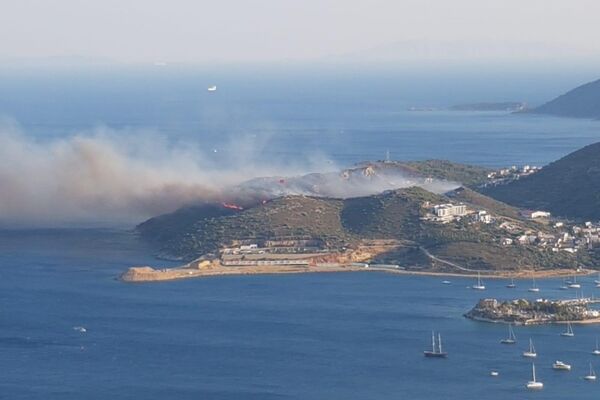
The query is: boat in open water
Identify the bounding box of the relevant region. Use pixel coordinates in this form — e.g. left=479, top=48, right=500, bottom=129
left=500, top=323, right=517, bottom=344
left=593, top=337, right=600, bottom=355
left=552, top=360, right=571, bottom=371
left=522, top=338, right=537, bottom=358
left=506, top=276, right=516, bottom=288
left=568, top=275, right=581, bottom=289
left=472, top=271, right=485, bottom=290
left=584, top=363, right=597, bottom=381
left=526, top=363, right=543, bottom=390
left=561, top=322, right=575, bottom=337
left=424, top=331, right=448, bottom=358
left=528, top=274, right=540, bottom=292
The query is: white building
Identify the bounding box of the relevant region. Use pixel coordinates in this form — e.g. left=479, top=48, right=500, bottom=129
left=521, top=210, right=551, bottom=219
left=433, top=203, right=467, bottom=218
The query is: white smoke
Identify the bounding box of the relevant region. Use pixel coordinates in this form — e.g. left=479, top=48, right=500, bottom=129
left=0, top=122, right=329, bottom=226
left=0, top=121, right=458, bottom=227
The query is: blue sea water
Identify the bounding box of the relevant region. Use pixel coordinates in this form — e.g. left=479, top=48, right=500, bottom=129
left=2, top=69, right=600, bottom=398
left=2, top=229, right=600, bottom=399
left=1, top=67, right=600, bottom=168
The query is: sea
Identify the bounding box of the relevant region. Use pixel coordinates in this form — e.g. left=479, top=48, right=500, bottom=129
left=1, top=67, right=600, bottom=399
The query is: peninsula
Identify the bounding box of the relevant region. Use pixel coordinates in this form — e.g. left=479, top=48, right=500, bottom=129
left=125, top=146, right=600, bottom=283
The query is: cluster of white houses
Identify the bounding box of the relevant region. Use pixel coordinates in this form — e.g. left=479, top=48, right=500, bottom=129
left=500, top=219, right=600, bottom=254
left=483, top=165, right=541, bottom=188
left=422, top=199, right=600, bottom=255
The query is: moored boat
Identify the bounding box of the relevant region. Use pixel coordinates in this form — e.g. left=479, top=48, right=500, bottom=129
left=500, top=323, right=517, bottom=344
left=593, top=337, right=600, bottom=355
left=560, top=322, right=575, bottom=337
left=472, top=271, right=485, bottom=290
left=552, top=360, right=571, bottom=371
left=424, top=331, right=448, bottom=358
left=526, top=363, right=543, bottom=390
left=528, top=275, right=540, bottom=292
left=506, top=276, right=516, bottom=288
left=522, top=338, right=537, bottom=358
left=584, top=363, right=597, bottom=381
left=568, top=274, right=581, bottom=289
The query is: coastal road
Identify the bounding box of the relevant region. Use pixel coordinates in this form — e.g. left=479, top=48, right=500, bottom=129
left=419, top=246, right=478, bottom=273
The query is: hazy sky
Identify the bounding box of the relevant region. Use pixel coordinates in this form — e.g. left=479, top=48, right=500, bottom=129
left=1, top=0, right=599, bottom=64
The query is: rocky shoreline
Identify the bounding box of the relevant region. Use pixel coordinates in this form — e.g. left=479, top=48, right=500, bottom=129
left=464, top=297, right=600, bottom=325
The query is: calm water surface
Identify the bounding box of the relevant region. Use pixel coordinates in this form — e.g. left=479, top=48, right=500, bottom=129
left=2, top=71, right=600, bottom=398
left=1, top=230, right=600, bottom=399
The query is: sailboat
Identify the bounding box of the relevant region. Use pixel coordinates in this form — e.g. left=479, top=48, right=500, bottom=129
left=584, top=362, right=597, bottom=381
left=500, top=323, right=517, bottom=344
left=506, top=276, right=516, bottom=289
left=424, top=331, right=448, bottom=358
left=592, top=337, right=600, bottom=355
left=528, top=274, right=540, bottom=292
left=526, top=363, right=544, bottom=389
left=568, top=274, right=581, bottom=289
left=472, top=271, right=486, bottom=290
left=522, top=338, right=537, bottom=358
left=560, top=278, right=569, bottom=290
left=560, top=322, right=575, bottom=337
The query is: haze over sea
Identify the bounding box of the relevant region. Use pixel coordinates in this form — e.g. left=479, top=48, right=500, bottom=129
left=2, top=67, right=600, bottom=399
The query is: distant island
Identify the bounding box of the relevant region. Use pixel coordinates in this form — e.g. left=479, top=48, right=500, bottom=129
left=531, top=78, right=600, bottom=119
left=448, top=102, right=528, bottom=112
left=465, top=297, right=600, bottom=325
left=406, top=102, right=527, bottom=113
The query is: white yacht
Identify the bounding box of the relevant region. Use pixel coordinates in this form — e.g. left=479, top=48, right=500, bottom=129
left=552, top=360, right=571, bottom=371
left=526, top=363, right=544, bottom=390
left=506, top=277, right=516, bottom=289
left=528, top=275, right=540, bottom=292
left=560, top=322, right=575, bottom=337
left=568, top=275, right=581, bottom=289
left=584, top=363, right=597, bottom=381
left=522, top=338, right=537, bottom=358
left=593, top=337, right=600, bottom=355
left=490, top=370, right=499, bottom=377
left=594, top=272, right=600, bottom=285
left=500, top=323, right=517, bottom=344
left=207, top=85, right=217, bottom=92
left=559, top=278, right=569, bottom=290
left=472, top=271, right=485, bottom=290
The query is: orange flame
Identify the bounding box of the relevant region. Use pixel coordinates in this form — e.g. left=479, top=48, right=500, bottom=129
left=222, top=202, right=244, bottom=211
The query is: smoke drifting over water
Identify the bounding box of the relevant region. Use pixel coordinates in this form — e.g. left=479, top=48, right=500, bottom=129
left=0, top=123, right=457, bottom=227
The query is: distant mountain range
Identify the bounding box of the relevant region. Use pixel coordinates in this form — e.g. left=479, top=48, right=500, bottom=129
left=482, top=141, right=600, bottom=220
left=532, top=78, right=600, bottom=119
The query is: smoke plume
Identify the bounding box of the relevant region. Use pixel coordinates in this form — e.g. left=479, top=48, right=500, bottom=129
left=0, top=122, right=457, bottom=227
